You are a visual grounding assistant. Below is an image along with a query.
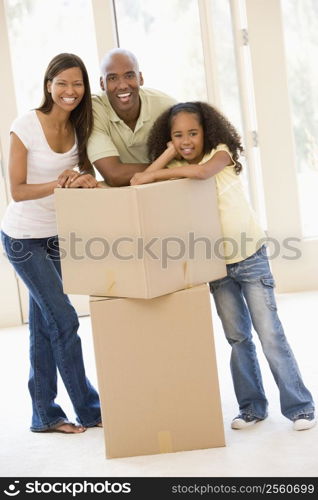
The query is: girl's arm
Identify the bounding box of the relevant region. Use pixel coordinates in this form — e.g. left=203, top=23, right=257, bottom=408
left=130, top=142, right=177, bottom=185
left=143, top=142, right=177, bottom=173
left=130, top=150, right=232, bottom=185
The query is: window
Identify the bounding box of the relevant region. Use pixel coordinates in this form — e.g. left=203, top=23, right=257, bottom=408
left=114, top=0, right=207, bottom=102
left=4, top=0, right=100, bottom=114
left=281, top=0, right=318, bottom=237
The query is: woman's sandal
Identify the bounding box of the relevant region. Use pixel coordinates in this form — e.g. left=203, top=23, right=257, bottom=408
left=45, top=422, right=86, bottom=434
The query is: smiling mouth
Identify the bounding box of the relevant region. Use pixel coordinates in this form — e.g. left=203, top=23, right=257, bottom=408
left=61, top=97, right=76, bottom=103
left=181, top=148, right=194, bottom=155
left=117, top=92, right=132, bottom=103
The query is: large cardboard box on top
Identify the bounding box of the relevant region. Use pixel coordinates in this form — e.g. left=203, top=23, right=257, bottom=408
left=90, top=284, right=225, bottom=459
left=55, top=178, right=226, bottom=299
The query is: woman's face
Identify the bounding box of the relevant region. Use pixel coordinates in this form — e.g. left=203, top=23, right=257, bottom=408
left=47, top=66, right=85, bottom=112
left=170, top=111, right=204, bottom=164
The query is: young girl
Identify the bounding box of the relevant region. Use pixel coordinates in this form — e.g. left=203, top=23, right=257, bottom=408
left=130, top=101, right=316, bottom=431
left=1, top=53, right=101, bottom=433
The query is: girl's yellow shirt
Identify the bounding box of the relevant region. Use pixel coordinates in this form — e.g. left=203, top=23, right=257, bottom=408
left=168, top=143, right=266, bottom=264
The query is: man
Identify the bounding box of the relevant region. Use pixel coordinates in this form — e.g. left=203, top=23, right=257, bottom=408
left=87, top=48, right=177, bottom=186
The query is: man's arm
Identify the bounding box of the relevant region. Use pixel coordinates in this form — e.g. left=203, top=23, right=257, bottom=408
left=93, top=156, right=148, bottom=187
left=93, top=142, right=177, bottom=186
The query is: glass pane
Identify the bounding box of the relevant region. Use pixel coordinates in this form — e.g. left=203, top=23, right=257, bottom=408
left=4, top=0, right=100, bottom=114
left=209, top=0, right=243, bottom=134
left=114, top=0, right=207, bottom=102
left=281, top=0, right=318, bottom=237
left=209, top=0, right=267, bottom=229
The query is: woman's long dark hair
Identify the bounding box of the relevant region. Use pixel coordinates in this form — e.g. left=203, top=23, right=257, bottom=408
left=37, top=53, right=92, bottom=171
left=147, top=101, right=243, bottom=174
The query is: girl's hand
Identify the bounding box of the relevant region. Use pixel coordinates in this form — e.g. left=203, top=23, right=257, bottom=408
left=68, top=173, right=99, bottom=188
left=167, top=141, right=181, bottom=160
left=130, top=171, right=155, bottom=186
left=166, top=141, right=175, bottom=149
left=57, top=169, right=80, bottom=188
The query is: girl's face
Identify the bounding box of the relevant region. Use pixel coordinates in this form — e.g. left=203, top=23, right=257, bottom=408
left=170, top=111, right=204, bottom=164
left=47, top=66, right=85, bottom=113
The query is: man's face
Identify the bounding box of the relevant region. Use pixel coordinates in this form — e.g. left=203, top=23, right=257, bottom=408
left=100, top=54, right=144, bottom=117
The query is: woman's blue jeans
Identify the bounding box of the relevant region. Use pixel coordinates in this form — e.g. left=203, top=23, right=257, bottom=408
left=209, top=245, right=314, bottom=421
left=1, top=231, right=101, bottom=431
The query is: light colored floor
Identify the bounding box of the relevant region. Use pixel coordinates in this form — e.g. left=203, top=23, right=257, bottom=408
left=0, top=291, right=317, bottom=478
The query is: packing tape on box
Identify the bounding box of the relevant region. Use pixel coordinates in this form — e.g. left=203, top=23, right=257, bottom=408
left=183, top=261, right=188, bottom=280
left=105, top=270, right=116, bottom=294
left=157, top=431, right=173, bottom=453
left=183, top=260, right=194, bottom=289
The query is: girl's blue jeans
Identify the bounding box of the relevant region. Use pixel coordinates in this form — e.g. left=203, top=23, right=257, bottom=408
left=1, top=231, right=101, bottom=431
left=209, top=245, right=314, bottom=421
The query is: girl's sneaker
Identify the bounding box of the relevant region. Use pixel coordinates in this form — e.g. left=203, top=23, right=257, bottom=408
left=231, top=413, right=263, bottom=429
left=293, top=413, right=316, bottom=431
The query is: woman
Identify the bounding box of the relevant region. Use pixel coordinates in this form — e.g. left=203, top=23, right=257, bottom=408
left=1, top=53, right=101, bottom=433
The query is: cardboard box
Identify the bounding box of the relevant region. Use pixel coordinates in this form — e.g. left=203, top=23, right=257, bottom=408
left=90, top=284, right=225, bottom=458
left=55, top=178, right=226, bottom=298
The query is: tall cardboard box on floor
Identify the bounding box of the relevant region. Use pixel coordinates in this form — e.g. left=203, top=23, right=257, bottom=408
left=55, top=177, right=226, bottom=298
left=90, top=284, right=225, bottom=459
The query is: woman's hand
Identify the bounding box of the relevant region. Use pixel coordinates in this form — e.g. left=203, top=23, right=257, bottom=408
left=57, top=169, right=80, bottom=188
left=68, top=173, right=99, bottom=188
left=130, top=171, right=155, bottom=186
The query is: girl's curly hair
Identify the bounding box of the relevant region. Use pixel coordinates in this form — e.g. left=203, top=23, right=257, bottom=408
left=147, top=101, right=243, bottom=174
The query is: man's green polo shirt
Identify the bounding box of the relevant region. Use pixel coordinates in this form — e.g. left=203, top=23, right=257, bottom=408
left=87, top=88, right=176, bottom=165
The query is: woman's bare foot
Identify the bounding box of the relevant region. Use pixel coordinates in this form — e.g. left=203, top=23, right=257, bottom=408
left=47, top=422, right=86, bottom=434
